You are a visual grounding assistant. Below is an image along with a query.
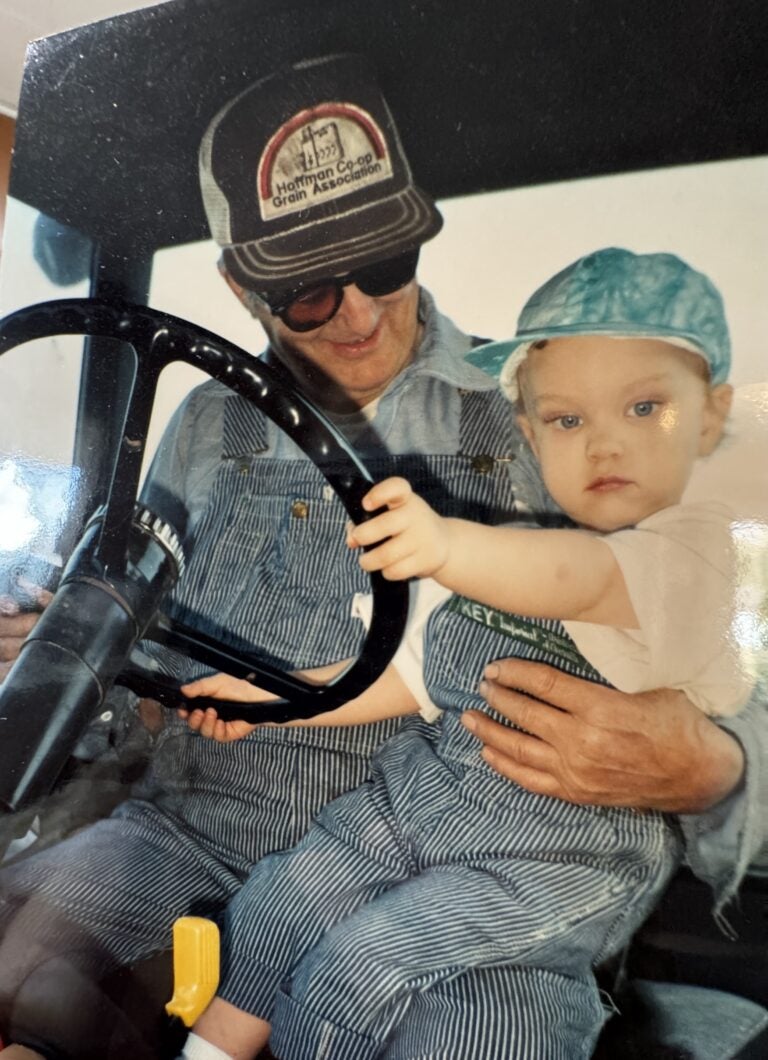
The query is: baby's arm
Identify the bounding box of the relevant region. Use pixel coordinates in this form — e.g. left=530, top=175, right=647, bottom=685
left=179, top=672, right=276, bottom=742
left=352, top=477, right=638, bottom=629
left=180, top=660, right=419, bottom=741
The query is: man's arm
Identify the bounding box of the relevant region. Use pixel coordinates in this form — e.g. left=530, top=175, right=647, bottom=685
left=465, top=658, right=767, bottom=906
left=679, top=683, right=768, bottom=907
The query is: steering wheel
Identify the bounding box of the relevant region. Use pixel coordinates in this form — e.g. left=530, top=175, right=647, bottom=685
left=0, top=298, right=409, bottom=813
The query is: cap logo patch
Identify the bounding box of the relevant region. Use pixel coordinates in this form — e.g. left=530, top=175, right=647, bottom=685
left=257, top=103, right=393, bottom=221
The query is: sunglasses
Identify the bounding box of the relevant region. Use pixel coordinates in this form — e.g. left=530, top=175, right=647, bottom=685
left=259, top=250, right=420, bottom=332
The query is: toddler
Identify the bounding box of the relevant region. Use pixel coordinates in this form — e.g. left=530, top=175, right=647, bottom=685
left=179, top=248, right=747, bottom=1060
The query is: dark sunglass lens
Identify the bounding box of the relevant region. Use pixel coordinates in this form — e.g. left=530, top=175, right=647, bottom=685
left=355, top=250, right=420, bottom=297
left=265, top=249, right=419, bottom=331
left=282, top=283, right=342, bottom=331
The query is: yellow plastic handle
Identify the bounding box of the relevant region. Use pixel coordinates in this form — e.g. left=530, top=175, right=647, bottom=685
left=165, top=916, right=221, bottom=1027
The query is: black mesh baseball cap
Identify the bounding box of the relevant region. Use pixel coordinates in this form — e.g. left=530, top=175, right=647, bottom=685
left=199, top=53, right=443, bottom=292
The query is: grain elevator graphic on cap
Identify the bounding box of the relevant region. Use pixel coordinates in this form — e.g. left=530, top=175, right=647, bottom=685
left=199, top=53, right=443, bottom=292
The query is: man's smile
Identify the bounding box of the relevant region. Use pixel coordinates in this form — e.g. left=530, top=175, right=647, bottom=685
left=327, top=323, right=384, bottom=357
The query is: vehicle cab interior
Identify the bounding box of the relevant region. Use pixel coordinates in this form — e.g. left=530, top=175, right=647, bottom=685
left=0, top=1, right=767, bottom=1057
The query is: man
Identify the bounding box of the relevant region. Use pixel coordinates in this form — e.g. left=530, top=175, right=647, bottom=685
left=0, top=54, right=764, bottom=1059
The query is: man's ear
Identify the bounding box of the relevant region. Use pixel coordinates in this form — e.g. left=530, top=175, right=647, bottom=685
left=516, top=412, right=539, bottom=457
left=218, top=261, right=246, bottom=301
left=699, top=383, right=733, bottom=456
left=218, top=262, right=271, bottom=324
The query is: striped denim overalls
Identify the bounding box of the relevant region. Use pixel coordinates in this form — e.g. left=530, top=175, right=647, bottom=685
left=216, top=534, right=683, bottom=1060
left=0, top=361, right=556, bottom=1030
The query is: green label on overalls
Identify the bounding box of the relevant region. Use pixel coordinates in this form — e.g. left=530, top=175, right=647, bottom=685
left=445, top=595, right=602, bottom=679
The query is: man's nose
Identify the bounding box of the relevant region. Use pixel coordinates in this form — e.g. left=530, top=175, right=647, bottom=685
left=333, top=284, right=380, bottom=333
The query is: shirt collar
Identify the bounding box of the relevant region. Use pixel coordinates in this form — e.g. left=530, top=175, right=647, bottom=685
left=263, top=287, right=500, bottom=396
left=403, top=288, right=500, bottom=392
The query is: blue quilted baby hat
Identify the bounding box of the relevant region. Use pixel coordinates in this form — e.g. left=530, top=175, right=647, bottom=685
left=467, top=247, right=731, bottom=401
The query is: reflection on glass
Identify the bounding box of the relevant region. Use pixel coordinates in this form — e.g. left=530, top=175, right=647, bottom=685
left=0, top=456, right=79, bottom=602
left=733, top=520, right=768, bottom=677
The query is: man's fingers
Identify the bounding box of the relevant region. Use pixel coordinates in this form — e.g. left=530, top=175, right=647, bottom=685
left=0, top=638, right=25, bottom=664
left=478, top=677, right=571, bottom=746
left=0, top=596, right=19, bottom=617
left=478, top=748, right=562, bottom=799
left=483, top=658, right=607, bottom=718
left=17, top=579, right=54, bottom=609
left=0, top=604, right=44, bottom=667
left=467, top=710, right=611, bottom=806
left=474, top=660, right=746, bottom=815
left=0, top=581, right=53, bottom=618
left=6, top=612, right=37, bottom=634
left=463, top=710, right=557, bottom=771
left=463, top=711, right=564, bottom=797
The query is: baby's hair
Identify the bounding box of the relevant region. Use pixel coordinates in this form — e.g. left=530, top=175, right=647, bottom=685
left=516, top=336, right=715, bottom=417
left=514, top=340, right=548, bottom=416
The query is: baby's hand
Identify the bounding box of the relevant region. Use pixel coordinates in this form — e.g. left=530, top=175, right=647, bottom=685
left=348, top=477, right=450, bottom=580
left=178, top=672, right=277, bottom=742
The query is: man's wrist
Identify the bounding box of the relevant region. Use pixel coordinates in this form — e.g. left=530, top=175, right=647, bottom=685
left=686, top=717, right=746, bottom=814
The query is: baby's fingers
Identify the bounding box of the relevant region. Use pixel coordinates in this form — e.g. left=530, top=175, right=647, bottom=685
left=181, top=675, right=220, bottom=698
left=183, top=707, right=207, bottom=731
left=181, top=673, right=236, bottom=699
left=358, top=538, right=417, bottom=577
left=362, top=477, right=412, bottom=513
left=213, top=717, right=233, bottom=743
left=197, top=707, right=223, bottom=739
left=350, top=508, right=408, bottom=548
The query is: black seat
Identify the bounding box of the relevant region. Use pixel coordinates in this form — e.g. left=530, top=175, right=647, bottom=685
left=594, top=866, right=768, bottom=1058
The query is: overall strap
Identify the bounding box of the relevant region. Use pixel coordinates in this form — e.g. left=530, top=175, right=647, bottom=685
left=220, top=352, right=521, bottom=469
left=458, top=333, right=521, bottom=465
left=458, top=387, right=520, bottom=466
left=222, top=390, right=270, bottom=458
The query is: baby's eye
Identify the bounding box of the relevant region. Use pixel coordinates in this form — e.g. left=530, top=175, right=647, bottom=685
left=554, top=414, right=581, bottom=430
left=630, top=401, right=658, bottom=418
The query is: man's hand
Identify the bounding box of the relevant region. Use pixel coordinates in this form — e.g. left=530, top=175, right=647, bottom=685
left=463, top=658, right=745, bottom=814
left=0, top=586, right=53, bottom=681
left=350, top=477, right=449, bottom=580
